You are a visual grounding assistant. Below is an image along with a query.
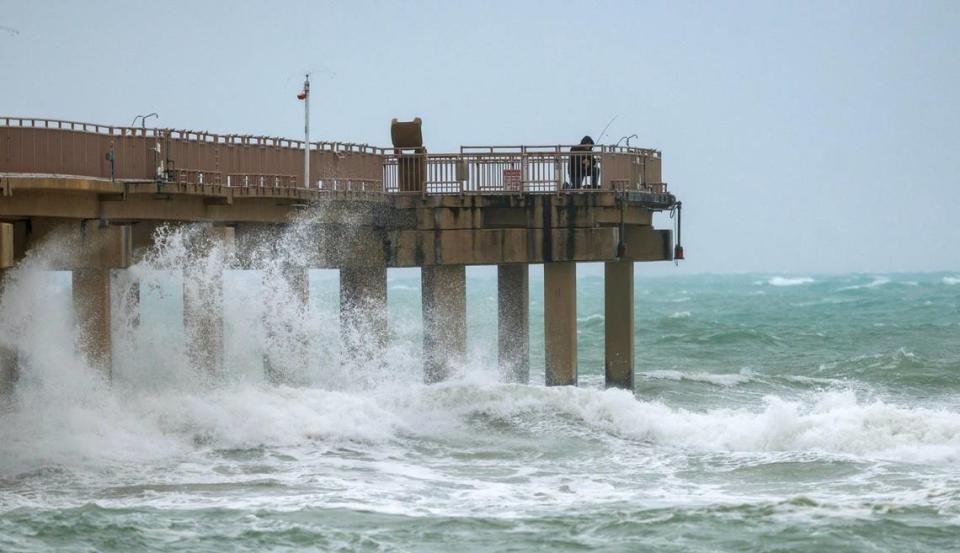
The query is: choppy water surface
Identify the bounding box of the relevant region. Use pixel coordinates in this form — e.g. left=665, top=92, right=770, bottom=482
left=1, top=229, right=959, bottom=551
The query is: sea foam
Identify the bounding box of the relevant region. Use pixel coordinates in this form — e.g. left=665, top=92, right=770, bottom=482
left=767, top=277, right=815, bottom=287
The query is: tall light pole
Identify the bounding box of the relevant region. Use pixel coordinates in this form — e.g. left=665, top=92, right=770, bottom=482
left=298, top=74, right=311, bottom=187
left=132, top=113, right=160, bottom=181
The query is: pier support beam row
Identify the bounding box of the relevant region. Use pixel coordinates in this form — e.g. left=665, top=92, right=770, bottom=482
left=544, top=262, right=577, bottom=386
left=498, top=264, right=529, bottom=384
left=421, top=265, right=466, bottom=383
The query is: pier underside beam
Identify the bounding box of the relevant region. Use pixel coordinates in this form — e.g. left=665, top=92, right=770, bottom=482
left=421, top=265, right=466, bottom=383
left=385, top=227, right=672, bottom=267
left=71, top=223, right=133, bottom=379
left=498, top=264, right=529, bottom=384
left=544, top=262, right=577, bottom=386
left=183, top=225, right=234, bottom=379
left=604, top=260, right=634, bottom=390
left=340, top=264, right=388, bottom=369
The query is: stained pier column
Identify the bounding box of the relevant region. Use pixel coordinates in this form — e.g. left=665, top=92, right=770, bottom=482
left=284, top=267, right=310, bottom=308
left=421, top=265, right=466, bottom=383
left=340, top=264, right=388, bottom=367
left=72, top=223, right=133, bottom=378
left=262, top=265, right=311, bottom=383
left=498, top=264, right=529, bottom=384
left=183, top=225, right=234, bottom=378
left=1, top=223, right=16, bottom=394
left=604, top=260, right=634, bottom=390
left=72, top=269, right=112, bottom=370
left=544, top=262, right=577, bottom=386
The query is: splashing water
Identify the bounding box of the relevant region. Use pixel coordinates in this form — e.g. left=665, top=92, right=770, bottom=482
left=1, top=229, right=959, bottom=551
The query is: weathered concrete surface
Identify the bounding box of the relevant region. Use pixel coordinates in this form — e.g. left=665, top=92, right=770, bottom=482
left=263, top=266, right=310, bottom=384
left=1, top=223, right=20, bottom=394
left=0, top=177, right=387, bottom=223
left=386, top=227, right=671, bottom=266
left=183, top=225, right=235, bottom=378
left=0, top=226, right=15, bottom=394
left=498, top=264, right=529, bottom=384
left=71, top=223, right=134, bottom=378
left=604, top=260, right=635, bottom=390
left=421, top=265, right=466, bottom=383
left=340, top=264, right=388, bottom=368
left=544, top=262, right=577, bottom=386
left=72, top=268, right=113, bottom=376
left=3, top=180, right=673, bottom=267
left=622, top=226, right=674, bottom=262
left=0, top=222, right=13, bottom=268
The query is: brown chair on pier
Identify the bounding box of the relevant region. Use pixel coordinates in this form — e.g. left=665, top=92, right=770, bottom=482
left=391, top=118, right=426, bottom=192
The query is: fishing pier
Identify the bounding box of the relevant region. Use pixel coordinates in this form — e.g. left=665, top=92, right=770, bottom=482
left=0, top=116, right=678, bottom=392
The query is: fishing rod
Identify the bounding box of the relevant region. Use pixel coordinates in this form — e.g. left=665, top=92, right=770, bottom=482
left=595, top=115, right=618, bottom=144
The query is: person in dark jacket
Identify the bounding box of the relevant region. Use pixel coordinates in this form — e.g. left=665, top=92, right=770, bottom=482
left=568, top=135, right=599, bottom=189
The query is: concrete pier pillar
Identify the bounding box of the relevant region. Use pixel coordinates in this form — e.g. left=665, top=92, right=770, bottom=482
left=604, top=260, right=635, bottom=390
left=183, top=225, right=234, bottom=378
left=498, top=264, right=529, bottom=384
left=72, top=223, right=133, bottom=378
left=544, top=262, right=577, bottom=386
left=1, top=223, right=16, bottom=394
left=283, top=267, right=310, bottom=308
left=0, top=330, right=14, bottom=397
left=421, top=265, right=466, bottom=383
left=263, top=265, right=310, bottom=383
left=340, top=264, right=388, bottom=367
left=72, top=268, right=113, bottom=372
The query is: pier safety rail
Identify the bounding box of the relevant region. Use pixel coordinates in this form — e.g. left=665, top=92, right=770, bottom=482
left=0, top=117, right=670, bottom=200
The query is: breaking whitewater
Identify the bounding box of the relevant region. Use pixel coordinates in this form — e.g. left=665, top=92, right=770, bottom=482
left=1, top=226, right=959, bottom=552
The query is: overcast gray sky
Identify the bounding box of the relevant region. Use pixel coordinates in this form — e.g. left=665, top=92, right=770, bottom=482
left=1, top=0, right=958, bottom=275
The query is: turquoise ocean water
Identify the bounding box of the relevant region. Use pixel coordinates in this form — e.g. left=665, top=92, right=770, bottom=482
left=1, top=231, right=959, bottom=552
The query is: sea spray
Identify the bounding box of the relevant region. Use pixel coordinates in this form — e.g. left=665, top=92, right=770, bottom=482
left=2, top=231, right=960, bottom=551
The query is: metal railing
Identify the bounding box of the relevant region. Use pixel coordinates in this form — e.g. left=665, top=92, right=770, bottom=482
left=383, top=147, right=664, bottom=195
left=1, top=117, right=668, bottom=197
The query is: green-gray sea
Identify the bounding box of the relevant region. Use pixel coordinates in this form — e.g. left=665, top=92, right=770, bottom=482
left=1, top=235, right=959, bottom=552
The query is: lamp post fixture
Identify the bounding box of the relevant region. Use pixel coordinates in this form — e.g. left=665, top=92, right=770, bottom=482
left=297, top=75, right=311, bottom=188
left=132, top=112, right=158, bottom=129
left=132, top=113, right=161, bottom=182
